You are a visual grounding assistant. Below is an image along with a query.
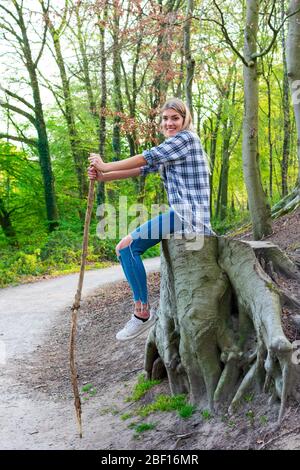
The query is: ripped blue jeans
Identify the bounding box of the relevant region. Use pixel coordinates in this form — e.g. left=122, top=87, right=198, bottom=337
left=118, top=209, right=183, bottom=304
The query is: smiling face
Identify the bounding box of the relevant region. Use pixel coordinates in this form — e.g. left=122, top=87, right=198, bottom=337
left=161, top=108, right=184, bottom=138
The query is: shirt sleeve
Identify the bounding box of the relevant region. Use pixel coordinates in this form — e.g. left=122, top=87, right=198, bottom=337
left=142, top=131, right=193, bottom=167
left=140, top=163, right=160, bottom=176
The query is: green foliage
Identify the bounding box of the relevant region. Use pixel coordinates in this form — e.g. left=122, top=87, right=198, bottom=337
left=259, top=415, right=268, bottom=425
left=120, top=412, right=133, bottom=421
left=0, top=224, right=113, bottom=287
left=246, top=409, right=255, bottom=423
left=178, top=404, right=197, bottom=419
left=126, top=374, right=161, bottom=402
left=137, top=394, right=195, bottom=419
left=201, top=409, right=212, bottom=420
left=81, top=383, right=97, bottom=401
left=211, top=210, right=251, bottom=235
left=132, top=422, right=156, bottom=434
left=243, top=394, right=254, bottom=403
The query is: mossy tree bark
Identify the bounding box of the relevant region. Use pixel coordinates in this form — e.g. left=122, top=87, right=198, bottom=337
left=145, top=235, right=300, bottom=422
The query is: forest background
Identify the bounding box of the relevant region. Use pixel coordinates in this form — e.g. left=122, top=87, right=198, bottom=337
left=0, top=0, right=299, bottom=287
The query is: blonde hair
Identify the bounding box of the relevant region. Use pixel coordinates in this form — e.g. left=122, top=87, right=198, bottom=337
left=160, top=97, right=195, bottom=132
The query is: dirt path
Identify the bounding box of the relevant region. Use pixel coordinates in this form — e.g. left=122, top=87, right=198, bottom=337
left=0, top=258, right=160, bottom=450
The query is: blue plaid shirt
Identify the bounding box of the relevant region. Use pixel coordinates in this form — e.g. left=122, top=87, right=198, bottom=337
left=141, top=130, right=213, bottom=236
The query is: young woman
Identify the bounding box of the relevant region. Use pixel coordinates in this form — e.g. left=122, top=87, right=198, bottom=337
left=88, top=98, right=213, bottom=341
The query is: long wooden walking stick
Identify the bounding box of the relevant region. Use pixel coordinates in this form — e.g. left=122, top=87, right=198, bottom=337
left=70, top=179, right=95, bottom=438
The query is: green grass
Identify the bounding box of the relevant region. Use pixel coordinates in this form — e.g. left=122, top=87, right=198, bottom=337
left=178, top=404, right=197, bottom=419
left=246, top=409, right=255, bottom=424
left=120, top=412, right=133, bottom=421
left=81, top=383, right=97, bottom=400
left=137, top=393, right=196, bottom=420
left=259, top=415, right=268, bottom=425
left=243, top=393, right=254, bottom=403
left=126, top=374, right=161, bottom=402
left=133, top=422, right=156, bottom=434
left=201, top=409, right=212, bottom=420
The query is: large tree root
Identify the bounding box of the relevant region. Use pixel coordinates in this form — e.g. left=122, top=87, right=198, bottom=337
left=144, top=235, right=300, bottom=422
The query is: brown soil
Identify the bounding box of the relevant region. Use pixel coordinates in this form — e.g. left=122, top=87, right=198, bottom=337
left=12, top=209, right=300, bottom=450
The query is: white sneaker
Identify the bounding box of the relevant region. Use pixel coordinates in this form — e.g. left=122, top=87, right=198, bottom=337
left=116, top=311, right=157, bottom=342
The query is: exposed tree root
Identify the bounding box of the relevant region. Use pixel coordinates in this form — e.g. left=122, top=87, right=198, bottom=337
left=144, top=235, right=300, bottom=422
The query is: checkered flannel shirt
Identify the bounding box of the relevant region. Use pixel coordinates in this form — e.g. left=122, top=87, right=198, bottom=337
left=141, top=130, right=213, bottom=236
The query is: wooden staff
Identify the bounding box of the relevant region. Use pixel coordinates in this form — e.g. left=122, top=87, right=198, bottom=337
left=70, top=179, right=95, bottom=438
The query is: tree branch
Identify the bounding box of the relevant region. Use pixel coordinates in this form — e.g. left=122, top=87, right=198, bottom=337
left=37, top=69, right=66, bottom=118
left=0, top=102, right=36, bottom=126
left=251, top=5, right=300, bottom=60
left=212, top=0, right=249, bottom=66
left=0, top=133, right=38, bottom=147
left=0, top=86, right=35, bottom=111
left=0, top=20, right=23, bottom=43
left=194, top=14, right=248, bottom=67
left=120, top=57, right=132, bottom=111
left=0, top=4, right=20, bottom=25
left=34, top=0, right=50, bottom=68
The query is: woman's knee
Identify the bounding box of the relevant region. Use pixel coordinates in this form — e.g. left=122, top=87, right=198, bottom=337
left=116, top=234, right=133, bottom=257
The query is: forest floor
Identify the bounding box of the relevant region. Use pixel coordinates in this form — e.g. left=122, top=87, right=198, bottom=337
left=0, top=209, right=299, bottom=450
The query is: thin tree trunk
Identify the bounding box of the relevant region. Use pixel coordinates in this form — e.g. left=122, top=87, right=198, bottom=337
left=281, top=0, right=291, bottom=197
left=216, top=67, right=236, bottom=220
left=16, top=2, right=58, bottom=231
left=286, top=0, right=300, bottom=187
left=216, top=119, right=233, bottom=220
left=209, top=101, right=223, bottom=216
left=97, top=3, right=109, bottom=206
left=184, top=0, right=195, bottom=118
left=43, top=5, right=88, bottom=202
left=0, top=198, right=18, bottom=246
left=74, top=3, right=97, bottom=117
left=242, top=0, right=272, bottom=239
left=149, top=0, right=178, bottom=142
left=112, top=1, right=123, bottom=160
left=261, top=62, right=274, bottom=200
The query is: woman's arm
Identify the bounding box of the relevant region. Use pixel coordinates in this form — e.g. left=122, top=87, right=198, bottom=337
left=89, top=153, right=146, bottom=173
left=88, top=165, right=141, bottom=182
left=98, top=168, right=141, bottom=181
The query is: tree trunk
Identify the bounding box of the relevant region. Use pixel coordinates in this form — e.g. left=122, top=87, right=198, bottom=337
left=145, top=235, right=300, bottom=422
left=149, top=0, right=179, bottom=143
left=261, top=53, right=274, bottom=201
left=16, top=2, right=58, bottom=231
left=0, top=198, right=18, bottom=246
left=216, top=119, right=232, bottom=220
left=281, top=0, right=291, bottom=197
left=112, top=2, right=123, bottom=160
left=184, top=0, right=195, bottom=118
left=286, top=0, right=300, bottom=187
left=45, top=9, right=88, bottom=202
left=75, top=3, right=97, bottom=118
left=97, top=3, right=109, bottom=206
left=209, top=101, right=223, bottom=216
left=216, top=67, right=236, bottom=220
left=242, top=0, right=272, bottom=239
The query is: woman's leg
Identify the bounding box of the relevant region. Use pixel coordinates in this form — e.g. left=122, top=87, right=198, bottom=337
left=116, top=210, right=183, bottom=340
